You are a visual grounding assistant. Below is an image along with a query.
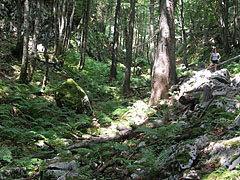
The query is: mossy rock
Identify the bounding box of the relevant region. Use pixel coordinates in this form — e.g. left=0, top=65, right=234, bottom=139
left=55, top=78, right=92, bottom=114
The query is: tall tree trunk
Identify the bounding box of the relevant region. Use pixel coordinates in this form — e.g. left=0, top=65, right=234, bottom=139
left=55, top=0, right=66, bottom=56
left=218, top=0, right=230, bottom=54
left=77, top=0, right=91, bottom=70
left=180, top=0, right=187, bottom=68
left=149, top=0, right=155, bottom=71
left=41, top=2, right=54, bottom=92
left=29, top=0, right=40, bottom=82
left=19, top=0, right=30, bottom=83
left=232, top=0, right=239, bottom=47
left=66, top=0, right=76, bottom=49
left=149, top=0, right=177, bottom=106
left=13, top=0, right=23, bottom=60
left=53, top=0, right=58, bottom=55
left=62, top=0, right=68, bottom=49
left=110, top=0, right=121, bottom=80
left=41, top=33, right=49, bottom=92
left=123, top=0, right=136, bottom=94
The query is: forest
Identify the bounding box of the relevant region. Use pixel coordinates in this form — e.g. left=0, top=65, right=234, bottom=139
left=0, top=0, right=240, bottom=179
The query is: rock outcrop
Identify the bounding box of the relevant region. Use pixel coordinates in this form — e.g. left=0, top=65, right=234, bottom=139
left=55, top=78, right=93, bottom=115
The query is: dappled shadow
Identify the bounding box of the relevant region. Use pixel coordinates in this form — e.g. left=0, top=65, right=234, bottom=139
left=0, top=62, right=17, bottom=80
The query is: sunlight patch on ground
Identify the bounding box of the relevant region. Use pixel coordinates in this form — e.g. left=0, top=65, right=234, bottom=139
left=99, top=100, right=150, bottom=136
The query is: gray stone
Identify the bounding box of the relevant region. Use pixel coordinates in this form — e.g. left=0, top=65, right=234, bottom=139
left=231, top=73, right=240, bottom=87
left=228, top=157, right=240, bottom=170
left=182, top=170, right=201, bottom=179
left=205, top=137, right=240, bottom=168
left=45, top=159, right=79, bottom=179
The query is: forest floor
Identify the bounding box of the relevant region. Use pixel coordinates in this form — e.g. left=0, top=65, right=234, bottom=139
left=0, top=35, right=240, bottom=179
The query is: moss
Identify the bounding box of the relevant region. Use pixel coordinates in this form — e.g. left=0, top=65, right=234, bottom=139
left=231, top=155, right=240, bottom=163
left=191, top=127, right=203, bottom=137
left=55, top=78, right=91, bottom=114
left=180, top=127, right=203, bottom=140
left=176, top=147, right=192, bottom=166
left=202, top=168, right=240, bottom=180
left=223, top=141, right=240, bottom=148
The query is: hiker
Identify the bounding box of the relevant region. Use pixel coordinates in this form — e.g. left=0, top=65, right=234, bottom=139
left=207, top=47, right=221, bottom=71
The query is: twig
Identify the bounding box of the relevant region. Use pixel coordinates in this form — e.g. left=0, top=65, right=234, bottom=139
left=127, top=139, right=162, bottom=160
left=97, top=154, right=118, bottom=173
left=198, top=96, right=217, bottom=118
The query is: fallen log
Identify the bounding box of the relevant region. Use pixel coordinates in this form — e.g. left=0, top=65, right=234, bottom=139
left=67, top=128, right=136, bottom=150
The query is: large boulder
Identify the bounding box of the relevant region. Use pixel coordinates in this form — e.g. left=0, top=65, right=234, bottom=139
left=55, top=78, right=92, bottom=114
left=178, top=69, right=240, bottom=108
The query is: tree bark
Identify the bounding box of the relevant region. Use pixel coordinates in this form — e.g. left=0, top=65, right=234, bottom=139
left=66, top=0, right=76, bottom=49
left=13, top=0, right=23, bottom=60
left=218, top=0, right=230, bottom=54
left=232, top=0, right=239, bottom=47
left=110, top=0, right=121, bottom=80
left=55, top=0, right=67, bottom=56
left=149, top=0, right=177, bottom=106
left=53, top=0, right=58, bottom=55
left=77, top=0, right=91, bottom=70
left=180, top=0, right=188, bottom=68
left=41, top=34, right=49, bottom=92
left=149, top=0, right=155, bottom=71
left=29, top=0, right=40, bottom=82
left=123, top=0, right=136, bottom=94
left=19, top=0, right=30, bottom=83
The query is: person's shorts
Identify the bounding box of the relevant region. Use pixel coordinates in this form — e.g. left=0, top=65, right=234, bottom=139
left=211, top=60, right=218, bottom=64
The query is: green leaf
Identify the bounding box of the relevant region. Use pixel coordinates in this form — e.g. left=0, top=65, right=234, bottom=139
left=134, top=126, right=158, bottom=136
left=0, top=146, right=12, bottom=163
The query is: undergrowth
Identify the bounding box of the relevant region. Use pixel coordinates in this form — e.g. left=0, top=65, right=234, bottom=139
left=0, top=46, right=239, bottom=179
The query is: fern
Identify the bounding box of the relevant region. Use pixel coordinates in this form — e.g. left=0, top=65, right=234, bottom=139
left=134, top=126, right=158, bottom=136
left=126, top=164, right=144, bottom=170
left=114, top=143, right=129, bottom=151
left=0, top=104, right=11, bottom=120
left=74, top=148, right=93, bottom=154
left=0, top=146, right=12, bottom=163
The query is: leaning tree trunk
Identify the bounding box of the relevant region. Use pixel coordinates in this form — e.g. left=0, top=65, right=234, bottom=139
left=149, top=0, right=177, bottom=106
left=53, top=0, right=58, bottom=55
left=29, top=0, right=40, bottom=82
left=66, top=0, right=76, bottom=49
left=41, top=36, right=49, bottom=92
left=55, top=0, right=67, bottom=56
left=77, top=0, right=91, bottom=70
left=110, top=0, right=121, bottom=80
left=13, top=0, right=23, bottom=60
left=19, top=0, right=30, bottom=84
left=218, top=0, right=230, bottom=54
left=232, top=0, right=239, bottom=47
left=41, top=7, right=53, bottom=92
left=180, top=0, right=188, bottom=68
left=123, top=0, right=136, bottom=94
left=149, top=0, right=155, bottom=71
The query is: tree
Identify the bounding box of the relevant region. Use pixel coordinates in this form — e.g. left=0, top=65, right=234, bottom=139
left=77, top=0, right=91, bottom=70
left=12, top=0, right=23, bottom=60
left=149, top=0, right=177, bottom=106
left=55, top=0, right=66, bottom=56
left=66, top=0, right=76, bottom=49
left=232, top=0, right=239, bottom=47
left=179, top=0, right=187, bottom=68
left=149, top=0, right=155, bottom=71
left=110, top=0, right=121, bottom=80
left=218, top=0, right=230, bottom=54
left=29, top=0, right=40, bottom=82
left=19, top=0, right=30, bottom=83
left=123, top=0, right=136, bottom=94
